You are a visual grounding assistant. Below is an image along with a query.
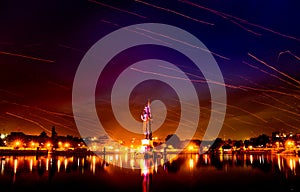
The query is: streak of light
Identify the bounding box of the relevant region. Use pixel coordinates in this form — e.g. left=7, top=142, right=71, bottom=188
left=228, top=18, right=262, bottom=36
left=135, top=0, right=213, bottom=26
left=166, top=64, right=232, bottom=82
left=131, top=66, right=300, bottom=98
left=240, top=85, right=300, bottom=99
left=58, top=44, right=85, bottom=53
left=179, top=0, right=261, bottom=36
left=253, top=100, right=300, bottom=118
left=171, top=98, right=231, bottom=117
left=2, top=101, right=73, bottom=118
left=179, top=0, right=300, bottom=42
left=278, top=50, right=300, bottom=61
left=0, top=89, right=21, bottom=97
left=130, top=67, right=246, bottom=91
left=24, top=43, right=42, bottom=48
left=130, top=67, right=206, bottom=83
left=284, top=113, right=300, bottom=123
left=262, top=93, right=297, bottom=111
left=248, top=53, right=300, bottom=85
left=89, top=0, right=146, bottom=19
left=242, top=61, right=299, bottom=88
left=47, top=81, right=71, bottom=91
left=217, top=119, right=236, bottom=131
left=135, top=27, right=230, bottom=60
left=101, top=19, right=172, bottom=46
left=157, top=65, right=244, bottom=90
left=0, top=50, right=55, bottom=63
left=237, top=75, right=267, bottom=88
left=232, top=117, right=262, bottom=127
left=161, top=62, right=299, bottom=99
left=273, top=117, right=300, bottom=132
left=5, top=112, right=51, bottom=134
left=212, top=101, right=268, bottom=123
left=31, top=114, right=76, bottom=133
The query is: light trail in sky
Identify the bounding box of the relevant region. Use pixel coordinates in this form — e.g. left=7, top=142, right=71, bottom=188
left=131, top=66, right=300, bottom=98
left=101, top=19, right=172, bottom=46
left=212, top=101, right=268, bottom=123
left=31, top=114, right=76, bottom=133
left=242, top=61, right=299, bottom=89
left=156, top=64, right=300, bottom=99
left=135, top=27, right=230, bottom=60
left=0, top=89, right=22, bottom=98
left=58, top=44, right=85, bottom=53
left=135, top=0, right=214, bottom=26
left=0, top=50, right=55, bottom=63
left=262, top=93, right=297, bottom=111
left=248, top=53, right=300, bottom=85
left=284, top=113, right=300, bottom=123
left=179, top=0, right=300, bottom=42
left=236, top=75, right=267, bottom=88
left=253, top=100, right=300, bottom=118
left=273, top=117, right=300, bottom=132
left=130, top=67, right=249, bottom=91
left=157, top=64, right=247, bottom=90
left=2, top=101, right=73, bottom=119
left=88, top=0, right=146, bottom=19
left=229, top=19, right=262, bottom=36
left=232, top=117, right=262, bottom=127
left=217, top=119, right=237, bottom=131
left=278, top=50, right=300, bottom=61
left=6, top=112, right=51, bottom=134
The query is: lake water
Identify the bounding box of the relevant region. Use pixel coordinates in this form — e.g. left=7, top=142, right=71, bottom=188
left=0, top=153, right=299, bottom=192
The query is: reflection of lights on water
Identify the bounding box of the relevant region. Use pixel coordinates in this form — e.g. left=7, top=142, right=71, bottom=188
left=250, top=155, right=253, bottom=164
left=57, top=159, right=61, bottom=172
left=259, top=156, right=262, bottom=164
left=189, top=158, right=194, bottom=169
left=64, top=158, right=68, bottom=171
left=233, top=155, right=237, bottom=163
left=77, top=158, right=80, bottom=167
left=30, top=159, right=33, bottom=172
left=154, top=160, right=158, bottom=173
left=204, top=154, right=208, bottom=164
left=289, top=158, right=296, bottom=174
left=92, top=156, right=96, bottom=174
left=13, top=159, right=18, bottom=174
left=219, top=154, right=223, bottom=163
left=1, top=160, right=5, bottom=175
left=278, top=156, right=281, bottom=171
left=82, top=158, right=85, bottom=174
left=262, top=155, right=264, bottom=164
left=46, top=158, right=49, bottom=171
left=224, top=154, right=229, bottom=161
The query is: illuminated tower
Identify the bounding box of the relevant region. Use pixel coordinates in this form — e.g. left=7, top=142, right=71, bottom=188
left=141, top=100, right=152, bottom=140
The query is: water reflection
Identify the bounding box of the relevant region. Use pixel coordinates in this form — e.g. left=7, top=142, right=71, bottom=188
left=0, top=153, right=299, bottom=191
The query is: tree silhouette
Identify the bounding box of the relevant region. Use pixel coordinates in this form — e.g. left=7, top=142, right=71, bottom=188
left=39, top=131, right=48, bottom=138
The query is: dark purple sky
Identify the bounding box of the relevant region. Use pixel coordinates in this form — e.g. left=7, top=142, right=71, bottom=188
left=0, top=0, right=299, bottom=142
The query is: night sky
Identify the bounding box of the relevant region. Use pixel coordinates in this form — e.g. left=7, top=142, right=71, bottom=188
left=0, top=0, right=299, bottom=143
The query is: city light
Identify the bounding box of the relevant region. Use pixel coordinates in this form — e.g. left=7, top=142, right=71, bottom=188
left=64, top=143, right=70, bottom=148
left=46, top=142, right=52, bottom=148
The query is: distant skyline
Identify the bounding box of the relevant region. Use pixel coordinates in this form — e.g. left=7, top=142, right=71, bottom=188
left=0, top=0, right=300, bottom=142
